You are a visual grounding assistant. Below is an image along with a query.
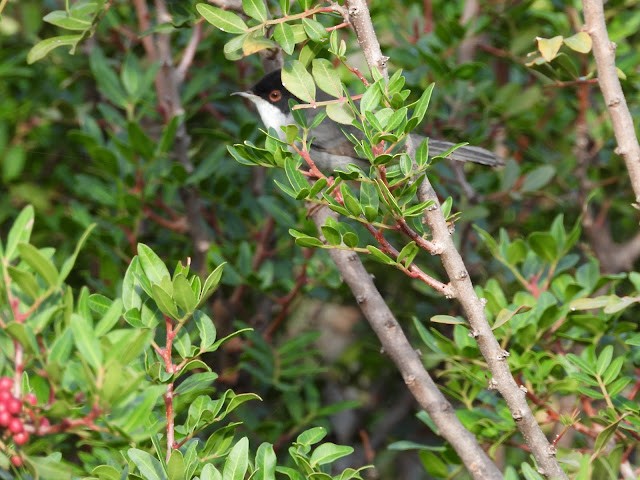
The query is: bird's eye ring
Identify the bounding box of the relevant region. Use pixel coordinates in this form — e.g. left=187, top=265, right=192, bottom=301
left=269, top=90, right=282, bottom=102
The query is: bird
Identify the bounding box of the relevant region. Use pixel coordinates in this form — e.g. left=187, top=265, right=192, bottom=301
left=233, top=69, right=502, bottom=172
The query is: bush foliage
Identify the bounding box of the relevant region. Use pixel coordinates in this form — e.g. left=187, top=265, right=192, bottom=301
left=0, top=0, right=639, bottom=479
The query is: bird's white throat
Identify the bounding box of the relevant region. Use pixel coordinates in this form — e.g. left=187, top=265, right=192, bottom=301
left=235, top=92, right=291, bottom=141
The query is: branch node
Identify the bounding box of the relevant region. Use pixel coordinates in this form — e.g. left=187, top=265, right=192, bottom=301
left=607, top=96, right=621, bottom=107
left=487, top=378, right=498, bottom=390
left=456, top=269, right=468, bottom=280
left=496, top=349, right=510, bottom=360
left=512, top=410, right=523, bottom=421
left=431, top=241, right=445, bottom=255
left=547, top=445, right=558, bottom=457
left=519, top=385, right=528, bottom=395
left=479, top=297, right=488, bottom=307
left=404, top=374, right=416, bottom=386
left=355, top=294, right=366, bottom=304
left=468, top=329, right=479, bottom=338
left=609, top=41, right=617, bottom=51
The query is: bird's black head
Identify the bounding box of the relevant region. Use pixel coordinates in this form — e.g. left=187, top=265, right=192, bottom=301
left=249, top=69, right=299, bottom=114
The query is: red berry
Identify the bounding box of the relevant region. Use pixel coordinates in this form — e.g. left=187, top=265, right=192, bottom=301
left=24, top=393, right=37, bottom=406
left=0, top=377, right=12, bottom=392
left=0, top=390, right=11, bottom=402
left=0, top=410, right=11, bottom=427
left=38, top=417, right=50, bottom=430
left=12, top=431, right=29, bottom=446
left=10, top=455, right=23, bottom=467
left=8, top=417, right=23, bottom=434
left=0, top=402, right=6, bottom=413
left=6, top=397, right=21, bottom=415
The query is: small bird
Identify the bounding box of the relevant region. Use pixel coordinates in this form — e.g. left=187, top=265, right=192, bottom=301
left=234, top=69, right=502, bottom=172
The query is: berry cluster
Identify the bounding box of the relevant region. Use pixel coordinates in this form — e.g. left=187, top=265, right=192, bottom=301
left=0, top=376, right=37, bottom=467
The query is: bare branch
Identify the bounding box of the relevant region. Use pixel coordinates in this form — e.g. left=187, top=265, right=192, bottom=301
left=149, top=0, right=211, bottom=274
left=343, top=0, right=568, bottom=477
left=582, top=0, right=640, bottom=205
left=310, top=205, right=503, bottom=480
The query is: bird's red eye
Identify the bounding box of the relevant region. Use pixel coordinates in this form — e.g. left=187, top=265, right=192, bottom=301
left=269, top=90, right=282, bottom=102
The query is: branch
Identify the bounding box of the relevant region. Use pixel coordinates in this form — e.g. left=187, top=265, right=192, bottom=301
left=343, top=0, right=568, bottom=477
left=150, top=0, right=211, bottom=274
left=582, top=0, right=640, bottom=205
left=310, top=205, right=503, bottom=480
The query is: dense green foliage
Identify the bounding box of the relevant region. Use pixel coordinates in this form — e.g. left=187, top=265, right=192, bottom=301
left=0, top=0, right=639, bottom=479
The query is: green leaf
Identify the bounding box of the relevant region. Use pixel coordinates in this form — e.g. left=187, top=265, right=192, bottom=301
left=222, top=437, right=249, bottom=480
left=71, top=313, right=103, bottom=370
left=310, top=443, right=353, bottom=466
left=8, top=266, right=39, bottom=300
left=563, top=32, right=592, bottom=53
left=43, top=10, right=92, bottom=30
left=282, top=60, right=315, bottom=103
left=366, top=246, right=395, bottom=265
left=321, top=225, right=342, bottom=246
left=223, top=33, right=248, bottom=61
left=201, top=263, right=225, bottom=303
left=410, top=83, right=435, bottom=125
left=167, top=449, right=185, bottom=480
left=289, top=229, right=325, bottom=248
left=254, top=443, right=277, bottom=480
left=566, top=353, right=596, bottom=375
left=430, top=315, right=466, bottom=325
left=340, top=183, right=362, bottom=217
left=59, top=223, right=96, bottom=283
left=27, top=34, right=82, bottom=64
left=173, top=273, right=197, bottom=313
left=17, top=243, right=59, bottom=287
left=302, top=18, right=327, bottom=42
left=273, top=23, right=296, bottom=55
left=242, top=32, right=278, bottom=55
left=5, top=205, right=34, bottom=261
left=521, top=165, right=555, bottom=192
left=492, top=305, right=530, bottom=330
left=197, top=4, right=248, bottom=33
left=151, top=284, right=180, bottom=319
left=201, top=464, right=222, bottom=480
left=196, top=310, right=217, bottom=351
left=242, top=0, right=268, bottom=22
left=296, top=427, right=327, bottom=446
left=602, top=356, right=624, bottom=384
left=537, top=35, right=563, bottom=62
left=528, top=232, right=557, bottom=262
left=397, top=241, right=419, bottom=267
left=128, top=448, right=166, bottom=480
left=568, top=296, right=611, bottom=311
left=95, top=298, right=123, bottom=337
left=595, top=345, right=613, bottom=376
left=122, top=257, right=144, bottom=311
left=312, top=59, right=342, bottom=97
left=593, top=417, right=624, bottom=457
left=137, top=243, right=171, bottom=286
left=158, top=115, right=180, bottom=154
left=360, top=83, right=382, bottom=114
left=326, top=102, right=355, bottom=124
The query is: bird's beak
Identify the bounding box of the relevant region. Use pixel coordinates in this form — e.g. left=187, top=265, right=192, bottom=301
left=231, top=91, right=256, bottom=100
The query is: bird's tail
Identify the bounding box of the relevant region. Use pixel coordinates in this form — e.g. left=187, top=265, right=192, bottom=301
left=427, top=139, right=503, bottom=167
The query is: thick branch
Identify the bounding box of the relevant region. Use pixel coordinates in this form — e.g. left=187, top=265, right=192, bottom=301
left=344, top=0, right=567, bottom=477
left=582, top=0, right=640, bottom=204
left=311, top=206, right=503, bottom=480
